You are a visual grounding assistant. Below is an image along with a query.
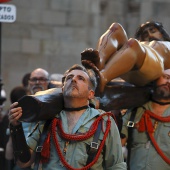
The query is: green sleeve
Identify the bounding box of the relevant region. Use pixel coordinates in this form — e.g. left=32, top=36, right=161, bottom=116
left=26, top=121, right=45, bottom=151
left=104, top=117, right=127, bottom=169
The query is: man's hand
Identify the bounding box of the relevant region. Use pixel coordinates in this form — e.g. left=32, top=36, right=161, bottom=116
left=8, top=102, right=22, bottom=126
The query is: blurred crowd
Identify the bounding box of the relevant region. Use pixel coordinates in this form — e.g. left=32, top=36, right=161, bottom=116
left=0, top=68, right=63, bottom=170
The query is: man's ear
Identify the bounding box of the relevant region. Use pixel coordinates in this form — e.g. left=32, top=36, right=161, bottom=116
left=88, top=90, right=95, bottom=100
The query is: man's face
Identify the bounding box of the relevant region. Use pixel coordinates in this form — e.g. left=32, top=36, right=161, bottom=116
left=141, top=26, right=163, bottom=41
left=62, top=70, right=94, bottom=99
left=28, top=70, right=49, bottom=94
left=153, top=69, right=170, bottom=100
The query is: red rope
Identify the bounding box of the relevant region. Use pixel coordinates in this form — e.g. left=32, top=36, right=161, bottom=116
left=145, top=110, right=170, bottom=122
left=51, top=113, right=112, bottom=170
left=138, top=110, right=170, bottom=164
left=57, top=112, right=113, bottom=141
left=41, top=132, right=51, bottom=162
left=148, top=130, right=170, bottom=165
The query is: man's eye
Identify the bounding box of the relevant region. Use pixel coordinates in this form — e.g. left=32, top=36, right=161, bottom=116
left=66, top=76, right=72, bottom=80
left=163, top=74, right=170, bottom=80
left=79, top=77, right=84, bottom=80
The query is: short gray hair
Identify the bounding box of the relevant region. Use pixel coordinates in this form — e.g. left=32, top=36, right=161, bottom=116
left=62, top=64, right=97, bottom=91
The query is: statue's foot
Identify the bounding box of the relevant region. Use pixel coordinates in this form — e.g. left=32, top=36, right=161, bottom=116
left=81, top=48, right=100, bottom=67
left=81, top=60, right=106, bottom=96
left=81, top=60, right=100, bottom=77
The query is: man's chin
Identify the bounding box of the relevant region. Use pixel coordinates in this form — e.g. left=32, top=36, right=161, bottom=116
left=65, top=92, right=80, bottom=98
left=32, top=88, right=43, bottom=94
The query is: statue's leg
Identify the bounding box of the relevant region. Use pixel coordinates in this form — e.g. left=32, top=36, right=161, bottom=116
left=81, top=23, right=128, bottom=71
left=98, top=38, right=146, bottom=93
left=96, top=23, right=128, bottom=70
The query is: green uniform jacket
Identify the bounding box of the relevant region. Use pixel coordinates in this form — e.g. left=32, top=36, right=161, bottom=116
left=121, top=101, right=170, bottom=170
left=27, top=107, right=126, bottom=170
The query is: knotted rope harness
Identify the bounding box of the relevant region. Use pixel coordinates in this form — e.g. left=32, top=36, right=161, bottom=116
left=41, top=112, right=114, bottom=170
left=136, top=110, right=170, bottom=164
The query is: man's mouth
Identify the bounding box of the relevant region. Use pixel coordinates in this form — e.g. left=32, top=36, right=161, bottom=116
left=34, top=86, right=41, bottom=89
left=32, top=86, right=43, bottom=91
left=157, top=84, right=170, bottom=91
left=69, top=83, right=78, bottom=90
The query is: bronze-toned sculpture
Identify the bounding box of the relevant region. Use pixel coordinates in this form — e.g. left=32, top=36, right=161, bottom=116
left=18, top=21, right=170, bottom=122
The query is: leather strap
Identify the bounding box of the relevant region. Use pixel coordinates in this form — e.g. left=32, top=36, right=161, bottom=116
left=34, top=119, right=52, bottom=170
left=126, top=108, right=137, bottom=170
left=86, top=120, right=102, bottom=165
left=10, top=123, right=31, bottom=163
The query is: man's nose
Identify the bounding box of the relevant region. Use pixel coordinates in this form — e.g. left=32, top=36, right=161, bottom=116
left=35, top=79, right=40, bottom=84
left=71, top=76, right=77, bottom=82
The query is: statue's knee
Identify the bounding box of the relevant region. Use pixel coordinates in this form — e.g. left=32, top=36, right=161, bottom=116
left=127, top=39, right=145, bottom=64
left=127, top=38, right=140, bottom=48
left=109, top=22, right=123, bottom=32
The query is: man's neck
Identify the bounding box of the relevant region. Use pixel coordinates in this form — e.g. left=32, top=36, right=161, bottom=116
left=64, top=97, right=88, bottom=109
left=64, top=98, right=89, bottom=133
left=151, top=100, right=170, bottom=116
left=66, top=109, right=86, bottom=134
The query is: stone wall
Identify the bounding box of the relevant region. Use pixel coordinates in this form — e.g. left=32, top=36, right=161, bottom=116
left=1, top=0, right=170, bottom=108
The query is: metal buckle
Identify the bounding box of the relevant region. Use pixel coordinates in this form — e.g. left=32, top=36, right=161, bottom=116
left=90, top=142, right=99, bottom=150
left=36, top=146, right=43, bottom=152
left=127, top=121, right=135, bottom=127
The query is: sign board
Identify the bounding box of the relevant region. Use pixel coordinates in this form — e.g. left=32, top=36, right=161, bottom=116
left=0, top=0, right=11, bottom=2
left=0, top=4, right=16, bottom=23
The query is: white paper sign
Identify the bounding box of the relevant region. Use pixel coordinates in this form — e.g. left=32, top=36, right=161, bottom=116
left=0, top=4, right=16, bottom=23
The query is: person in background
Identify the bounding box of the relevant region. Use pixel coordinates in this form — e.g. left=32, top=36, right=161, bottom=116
left=0, top=89, right=7, bottom=170
left=21, top=73, right=31, bottom=94
left=48, top=73, right=63, bottom=88
left=22, top=68, right=49, bottom=138
left=5, top=86, right=27, bottom=170
left=6, top=68, right=49, bottom=170
left=121, top=69, right=170, bottom=170
left=0, top=90, right=6, bottom=121
left=28, top=68, right=49, bottom=95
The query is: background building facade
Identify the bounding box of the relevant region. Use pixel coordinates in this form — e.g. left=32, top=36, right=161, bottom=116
left=1, top=0, right=170, bottom=107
